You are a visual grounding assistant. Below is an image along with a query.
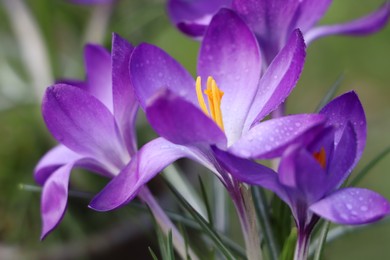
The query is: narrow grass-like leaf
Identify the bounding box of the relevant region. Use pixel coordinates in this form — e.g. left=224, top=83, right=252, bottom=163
left=315, top=74, right=344, bottom=112
left=149, top=247, right=159, bottom=260
left=198, top=176, right=213, bottom=227
left=150, top=205, right=169, bottom=260
left=271, top=195, right=292, bottom=250
left=313, top=221, right=330, bottom=260
left=179, top=224, right=191, bottom=260
left=20, top=183, right=244, bottom=256
left=279, top=228, right=297, bottom=260
left=349, top=146, right=390, bottom=186
left=164, top=179, right=236, bottom=260
left=252, top=187, right=279, bottom=260
left=167, top=230, right=175, bottom=260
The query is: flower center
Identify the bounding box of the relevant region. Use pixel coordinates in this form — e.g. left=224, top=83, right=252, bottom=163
left=313, top=147, right=326, bottom=169
left=196, top=76, right=225, bottom=131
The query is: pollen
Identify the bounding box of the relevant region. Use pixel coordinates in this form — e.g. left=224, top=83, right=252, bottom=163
left=313, top=147, right=326, bottom=169
left=196, top=76, right=224, bottom=131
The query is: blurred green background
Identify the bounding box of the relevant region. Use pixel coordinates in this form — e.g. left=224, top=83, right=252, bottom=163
left=0, top=0, right=389, bottom=259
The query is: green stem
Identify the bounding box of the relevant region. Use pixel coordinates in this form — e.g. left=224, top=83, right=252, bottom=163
left=138, top=186, right=199, bottom=260
left=233, top=185, right=263, bottom=260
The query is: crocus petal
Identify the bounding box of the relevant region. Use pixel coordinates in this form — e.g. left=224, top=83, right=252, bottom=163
left=212, top=146, right=289, bottom=203
left=89, top=137, right=196, bottom=211
left=40, top=163, right=73, bottom=239
left=55, top=79, right=87, bottom=89
left=34, top=145, right=112, bottom=185
left=326, top=123, right=357, bottom=190
left=244, top=29, right=306, bottom=131
left=230, top=114, right=325, bottom=159
left=198, top=8, right=262, bottom=144
left=291, top=0, right=332, bottom=34
left=310, top=188, right=390, bottom=225
left=320, top=91, right=366, bottom=166
left=111, top=33, right=138, bottom=155
left=146, top=89, right=227, bottom=147
left=167, top=0, right=231, bottom=37
left=279, top=147, right=328, bottom=204
left=42, top=84, right=128, bottom=170
left=232, top=0, right=301, bottom=61
left=130, top=43, right=196, bottom=109
left=305, top=3, right=390, bottom=45
left=84, top=44, right=113, bottom=111
left=34, top=145, right=82, bottom=185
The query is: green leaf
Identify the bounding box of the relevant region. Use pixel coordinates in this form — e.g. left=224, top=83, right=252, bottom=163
left=252, top=187, right=280, bottom=260
left=349, top=146, right=390, bottom=186
left=271, top=195, right=292, bottom=251
left=313, top=221, right=330, bottom=260
left=149, top=247, right=159, bottom=260
left=198, top=176, right=213, bottom=227
left=279, top=227, right=297, bottom=260
left=166, top=230, right=175, bottom=260
left=315, top=74, right=344, bottom=112
left=164, top=179, right=237, bottom=260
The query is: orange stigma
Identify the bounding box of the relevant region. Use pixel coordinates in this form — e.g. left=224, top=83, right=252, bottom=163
left=313, top=147, right=326, bottom=169
left=196, top=76, right=224, bottom=131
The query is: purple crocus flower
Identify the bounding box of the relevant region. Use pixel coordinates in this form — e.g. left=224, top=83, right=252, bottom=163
left=89, top=9, right=324, bottom=258
left=34, top=33, right=137, bottom=239
left=213, top=91, right=390, bottom=259
left=34, top=35, right=196, bottom=260
left=168, top=0, right=390, bottom=63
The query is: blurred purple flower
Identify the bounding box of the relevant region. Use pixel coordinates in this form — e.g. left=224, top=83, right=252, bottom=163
left=34, top=33, right=139, bottom=239
left=213, top=91, right=390, bottom=259
left=168, top=0, right=390, bottom=63
left=89, top=9, right=324, bottom=212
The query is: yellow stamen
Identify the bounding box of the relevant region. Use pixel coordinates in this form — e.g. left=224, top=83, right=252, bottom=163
left=196, top=76, right=224, bottom=131
left=313, top=147, right=326, bottom=169
left=196, top=76, right=209, bottom=116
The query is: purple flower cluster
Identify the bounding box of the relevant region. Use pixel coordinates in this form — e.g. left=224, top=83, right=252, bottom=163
left=37, top=1, right=390, bottom=259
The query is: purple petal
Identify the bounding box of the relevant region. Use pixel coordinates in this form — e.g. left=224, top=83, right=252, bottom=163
left=42, top=84, right=128, bottom=170
left=167, top=0, right=231, bottom=37
left=34, top=145, right=112, bottom=185
left=310, top=188, right=390, bottom=225
left=40, top=163, right=73, bottom=239
left=34, top=145, right=82, bottom=185
left=55, top=79, right=87, bottom=89
left=111, top=33, right=138, bottom=155
left=244, top=29, right=306, bottom=131
left=320, top=91, right=366, bottom=167
left=305, top=3, right=390, bottom=44
left=198, top=8, right=262, bottom=144
left=278, top=147, right=328, bottom=204
left=212, top=146, right=288, bottom=203
left=84, top=44, right=113, bottom=111
left=130, top=43, right=196, bottom=109
left=89, top=138, right=194, bottom=211
left=230, top=114, right=325, bottom=159
left=146, top=89, right=227, bottom=147
left=326, top=122, right=357, bottom=190
left=232, top=0, right=301, bottom=61
left=291, top=0, right=332, bottom=34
